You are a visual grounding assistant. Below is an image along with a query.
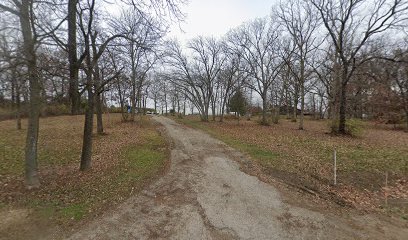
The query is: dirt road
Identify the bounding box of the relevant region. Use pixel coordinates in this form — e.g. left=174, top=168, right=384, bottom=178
left=67, top=116, right=407, bottom=240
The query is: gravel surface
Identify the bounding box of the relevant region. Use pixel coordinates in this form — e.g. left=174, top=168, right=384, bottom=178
left=67, top=116, right=408, bottom=240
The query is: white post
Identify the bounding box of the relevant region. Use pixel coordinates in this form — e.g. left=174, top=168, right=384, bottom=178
left=385, top=171, right=388, bottom=207
left=334, top=149, right=337, bottom=185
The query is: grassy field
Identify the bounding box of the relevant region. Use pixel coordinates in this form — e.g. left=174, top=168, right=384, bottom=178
left=173, top=115, right=408, bottom=217
left=0, top=114, right=168, bottom=237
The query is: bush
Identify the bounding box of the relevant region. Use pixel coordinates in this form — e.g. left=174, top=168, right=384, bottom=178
left=329, top=118, right=365, bottom=137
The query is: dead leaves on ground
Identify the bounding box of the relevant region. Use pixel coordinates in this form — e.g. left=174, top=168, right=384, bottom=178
left=178, top=116, right=408, bottom=215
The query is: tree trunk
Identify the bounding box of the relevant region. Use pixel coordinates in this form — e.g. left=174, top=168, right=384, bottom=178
left=96, top=93, right=103, bottom=134
left=16, top=87, right=22, bottom=130
left=80, top=86, right=94, bottom=171
left=261, top=93, right=268, bottom=125
left=80, top=33, right=94, bottom=171
left=299, top=84, right=305, bottom=130
left=130, top=52, right=136, bottom=121
left=299, top=57, right=305, bottom=129
left=68, top=0, right=80, bottom=115
left=211, top=100, right=216, bottom=121
left=338, top=82, right=347, bottom=134
left=292, top=92, right=298, bottom=122
left=20, top=0, right=41, bottom=188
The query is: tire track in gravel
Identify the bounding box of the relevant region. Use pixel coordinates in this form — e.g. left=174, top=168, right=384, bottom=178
left=67, top=116, right=408, bottom=240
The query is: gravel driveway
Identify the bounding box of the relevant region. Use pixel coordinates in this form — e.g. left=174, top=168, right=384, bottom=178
left=67, top=116, right=408, bottom=240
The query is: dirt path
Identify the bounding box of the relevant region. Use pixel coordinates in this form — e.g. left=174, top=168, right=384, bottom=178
left=67, top=116, right=407, bottom=240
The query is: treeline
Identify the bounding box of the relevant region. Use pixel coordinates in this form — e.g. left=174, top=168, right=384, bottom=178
left=161, top=0, right=408, bottom=133
left=0, top=0, right=184, bottom=188
left=1, top=0, right=408, bottom=188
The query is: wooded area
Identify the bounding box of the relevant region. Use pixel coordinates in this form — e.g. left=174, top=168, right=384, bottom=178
left=1, top=0, right=408, bottom=189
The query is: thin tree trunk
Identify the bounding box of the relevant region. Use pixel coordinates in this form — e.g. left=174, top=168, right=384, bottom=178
left=211, top=101, right=216, bottom=122
left=338, top=77, right=348, bottom=134
left=261, top=92, right=268, bottom=125
left=80, top=33, right=94, bottom=171
left=292, top=92, right=298, bottom=122
left=299, top=85, right=305, bottom=130
left=80, top=85, right=94, bottom=171
left=16, top=87, right=22, bottom=130
left=299, top=58, right=305, bottom=130
left=20, top=0, right=41, bottom=188
left=96, top=93, right=103, bottom=134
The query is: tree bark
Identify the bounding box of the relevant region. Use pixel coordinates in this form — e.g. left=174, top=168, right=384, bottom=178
left=338, top=82, right=347, bottom=134
left=261, top=92, right=268, bottom=125
left=16, top=86, right=22, bottom=130
left=95, top=93, right=103, bottom=134
left=80, top=85, right=94, bottom=171
left=80, top=32, right=93, bottom=171
left=20, top=0, right=41, bottom=188
left=68, top=0, right=80, bottom=115
left=299, top=58, right=305, bottom=130
left=292, top=91, right=298, bottom=122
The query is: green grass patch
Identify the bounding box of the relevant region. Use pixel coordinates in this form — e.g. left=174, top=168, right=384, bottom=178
left=224, top=138, right=280, bottom=164
left=338, top=147, right=408, bottom=173
left=60, top=203, right=88, bottom=221
left=174, top=117, right=281, bottom=167
left=119, top=132, right=167, bottom=182
left=0, top=115, right=169, bottom=229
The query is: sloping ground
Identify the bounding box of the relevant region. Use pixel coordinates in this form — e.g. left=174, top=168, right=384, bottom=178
left=0, top=114, right=168, bottom=239
left=67, top=116, right=408, bottom=240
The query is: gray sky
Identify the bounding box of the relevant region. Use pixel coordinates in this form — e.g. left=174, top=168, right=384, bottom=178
left=168, top=0, right=274, bottom=42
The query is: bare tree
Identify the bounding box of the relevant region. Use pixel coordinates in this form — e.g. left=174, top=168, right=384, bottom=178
left=68, top=0, right=81, bottom=115
left=166, top=37, right=224, bottom=121
left=277, top=0, right=320, bottom=129
left=77, top=0, right=123, bottom=170
left=112, top=9, right=164, bottom=121
left=217, top=44, right=246, bottom=122
left=311, top=0, right=408, bottom=134
left=0, top=0, right=50, bottom=188
left=0, top=0, right=68, bottom=187
left=228, top=17, right=283, bottom=125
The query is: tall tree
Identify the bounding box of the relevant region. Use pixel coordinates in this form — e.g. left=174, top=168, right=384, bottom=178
left=277, top=0, right=320, bottom=129
left=166, top=37, right=224, bottom=121
left=68, top=0, right=81, bottom=115
left=310, top=0, right=408, bottom=134
left=0, top=0, right=42, bottom=188
left=228, top=17, right=283, bottom=125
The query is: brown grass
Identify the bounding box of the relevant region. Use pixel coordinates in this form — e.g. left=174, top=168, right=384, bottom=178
left=0, top=114, right=168, bottom=237
left=175, top=115, right=408, bottom=217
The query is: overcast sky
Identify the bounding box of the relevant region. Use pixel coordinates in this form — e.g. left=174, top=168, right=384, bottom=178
left=167, top=0, right=275, bottom=43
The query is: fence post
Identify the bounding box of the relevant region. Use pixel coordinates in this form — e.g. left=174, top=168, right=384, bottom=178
left=334, top=149, right=337, bottom=185
left=385, top=171, right=388, bottom=207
